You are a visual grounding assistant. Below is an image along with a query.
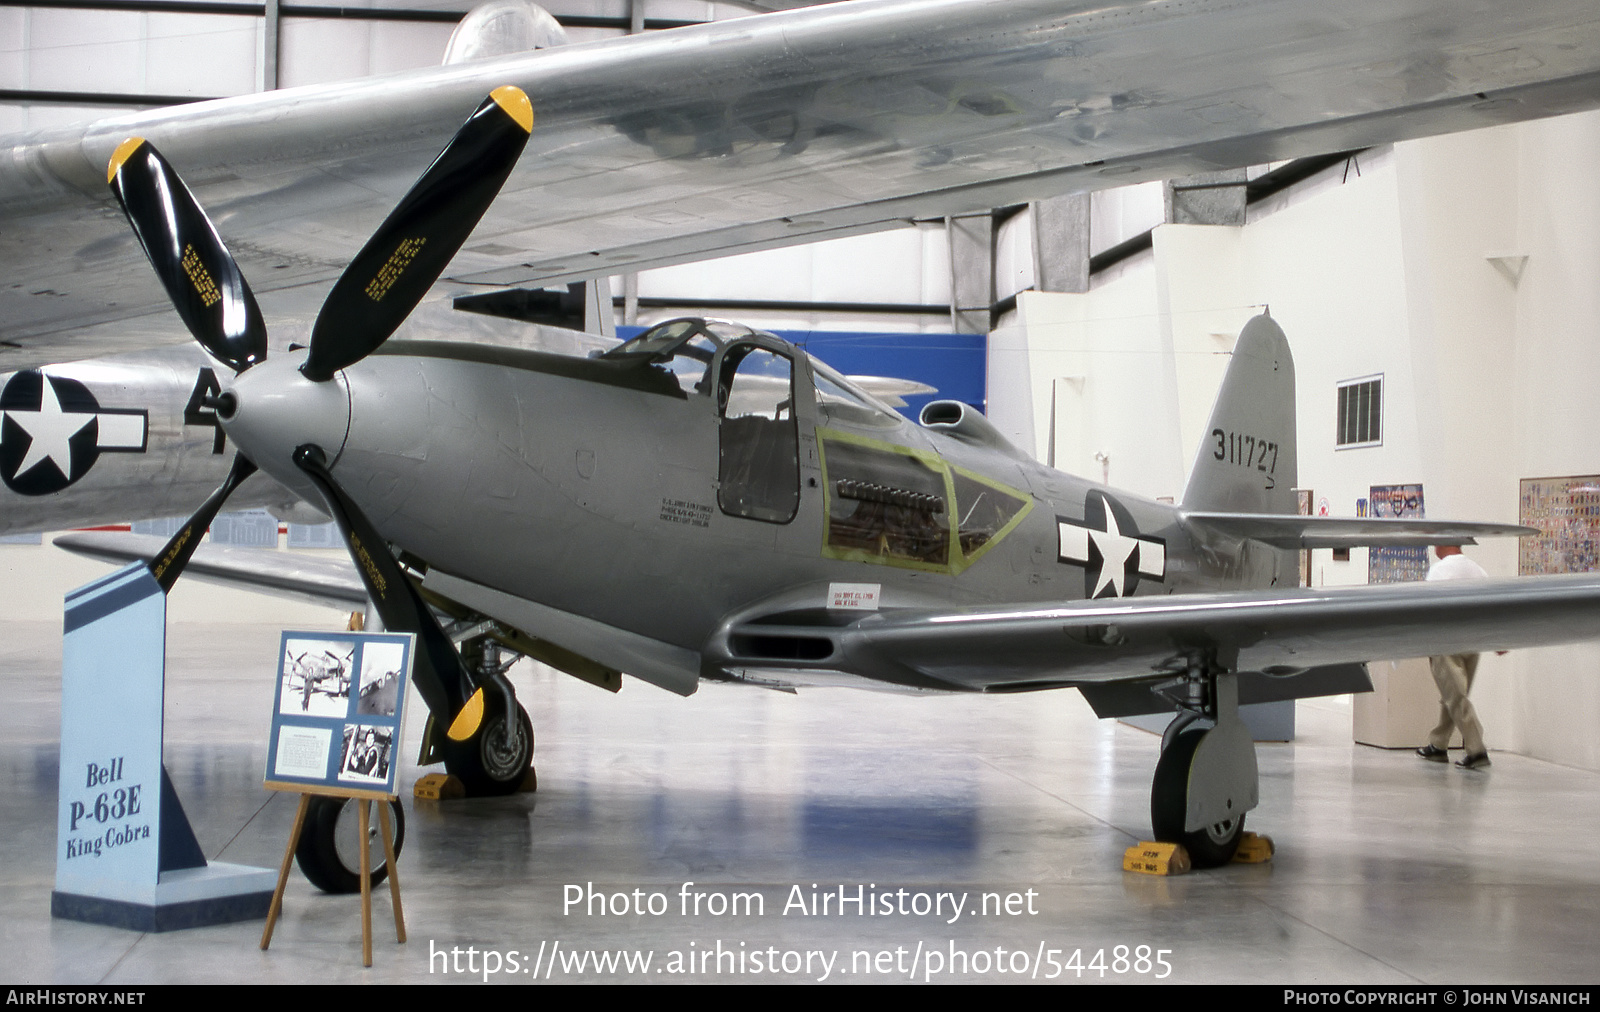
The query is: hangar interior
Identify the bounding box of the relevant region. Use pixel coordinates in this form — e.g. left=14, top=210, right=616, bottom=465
left=3, top=0, right=1600, bottom=985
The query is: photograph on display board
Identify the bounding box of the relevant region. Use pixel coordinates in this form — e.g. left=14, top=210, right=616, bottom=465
left=266, top=631, right=415, bottom=795
left=1368, top=483, right=1429, bottom=584
left=277, top=638, right=354, bottom=718
left=356, top=640, right=405, bottom=717
left=338, top=724, right=394, bottom=785
left=1519, top=475, right=1600, bottom=575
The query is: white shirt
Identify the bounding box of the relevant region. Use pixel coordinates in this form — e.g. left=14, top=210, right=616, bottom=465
left=1427, top=553, right=1490, bottom=582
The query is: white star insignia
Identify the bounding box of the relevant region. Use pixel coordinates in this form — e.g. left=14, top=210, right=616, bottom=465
left=1087, top=508, right=1139, bottom=597
left=6, top=375, right=95, bottom=482
left=1057, top=494, right=1165, bottom=598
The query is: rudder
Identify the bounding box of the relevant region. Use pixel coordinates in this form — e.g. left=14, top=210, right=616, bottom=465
left=1182, top=314, right=1298, bottom=514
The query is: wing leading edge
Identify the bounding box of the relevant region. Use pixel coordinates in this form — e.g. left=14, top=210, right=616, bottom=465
left=808, top=576, right=1600, bottom=693
left=702, top=574, right=1600, bottom=695
left=1183, top=512, right=1537, bottom=549
left=7, top=0, right=1600, bottom=362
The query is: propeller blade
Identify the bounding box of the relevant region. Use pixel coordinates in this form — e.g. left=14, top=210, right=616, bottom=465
left=301, top=86, right=534, bottom=382
left=148, top=452, right=258, bottom=594
left=107, top=138, right=268, bottom=373
left=292, top=443, right=473, bottom=720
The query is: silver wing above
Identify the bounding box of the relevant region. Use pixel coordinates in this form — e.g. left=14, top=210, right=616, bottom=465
left=6, top=0, right=1600, bottom=364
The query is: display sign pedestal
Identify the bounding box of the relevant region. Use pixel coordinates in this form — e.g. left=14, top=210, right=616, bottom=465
left=1354, top=657, right=1461, bottom=749
left=52, top=564, right=274, bottom=932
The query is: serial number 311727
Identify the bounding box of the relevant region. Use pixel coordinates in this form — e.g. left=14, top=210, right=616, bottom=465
left=1212, top=429, right=1278, bottom=473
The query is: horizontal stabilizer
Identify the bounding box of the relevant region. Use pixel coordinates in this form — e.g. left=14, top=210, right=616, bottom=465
left=1183, top=512, right=1536, bottom=549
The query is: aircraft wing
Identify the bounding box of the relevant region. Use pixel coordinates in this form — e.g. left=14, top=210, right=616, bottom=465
left=59, top=532, right=1600, bottom=706
left=55, top=531, right=368, bottom=610
left=7, top=0, right=1600, bottom=365
left=806, top=576, right=1600, bottom=693
left=1183, top=512, right=1538, bottom=549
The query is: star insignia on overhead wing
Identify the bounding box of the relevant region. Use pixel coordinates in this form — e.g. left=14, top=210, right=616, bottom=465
left=1056, top=491, right=1166, bottom=599
left=0, top=370, right=149, bottom=496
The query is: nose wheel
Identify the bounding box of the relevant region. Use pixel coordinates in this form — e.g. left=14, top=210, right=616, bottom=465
left=443, top=702, right=534, bottom=796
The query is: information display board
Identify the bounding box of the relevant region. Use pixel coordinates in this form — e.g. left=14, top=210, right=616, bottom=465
left=1519, top=474, right=1600, bottom=575
left=1368, top=483, right=1428, bottom=584
left=265, top=631, right=415, bottom=797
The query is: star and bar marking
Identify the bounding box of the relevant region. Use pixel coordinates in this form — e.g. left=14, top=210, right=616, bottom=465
left=1057, top=491, right=1165, bottom=599
left=0, top=371, right=148, bottom=495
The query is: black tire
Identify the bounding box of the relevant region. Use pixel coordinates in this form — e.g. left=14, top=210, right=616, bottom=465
left=295, top=796, right=406, bottom=894
left=442, top=703, right=533, bottom=797
left=1150, top=727, right=1245, bottom=868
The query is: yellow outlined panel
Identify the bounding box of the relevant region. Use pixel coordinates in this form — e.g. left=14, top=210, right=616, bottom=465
left=817, top=427, right=1032, bottom=575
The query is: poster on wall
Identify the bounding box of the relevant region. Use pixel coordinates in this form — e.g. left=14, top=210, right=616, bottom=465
left=266, top=631, right=415, bottom=797
left=1518, top=475, right=1600, bottom=575
left=1296, top=489, right=1313, bottom=587
left=1368, top=483, right=1429, bottom=583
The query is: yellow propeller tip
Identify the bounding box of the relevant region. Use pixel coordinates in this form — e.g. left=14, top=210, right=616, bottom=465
left=107, top=137, right=147, bottom=184
left=490, top=86, right=534, bottom=134
left=447, top=687, right=486, bottom=742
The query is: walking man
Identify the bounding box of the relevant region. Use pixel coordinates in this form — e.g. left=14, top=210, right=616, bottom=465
left=1416, top=544, right=1492, bottom=770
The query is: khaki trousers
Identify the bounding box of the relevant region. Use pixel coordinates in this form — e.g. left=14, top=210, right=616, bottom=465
left=1428, top=652, right=1485, bottom=756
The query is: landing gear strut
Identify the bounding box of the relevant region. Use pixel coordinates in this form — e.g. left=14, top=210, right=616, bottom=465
left=1149, top=652, right=1259, bottom=867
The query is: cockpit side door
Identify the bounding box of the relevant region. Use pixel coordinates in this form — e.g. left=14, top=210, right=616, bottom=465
left=715, top=340, right=800, bottom=524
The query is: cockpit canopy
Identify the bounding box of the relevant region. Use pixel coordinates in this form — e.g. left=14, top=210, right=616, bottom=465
left=600, top=317, right=903, bottom=427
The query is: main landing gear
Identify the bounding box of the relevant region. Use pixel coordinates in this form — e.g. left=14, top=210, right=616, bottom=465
left=1148, top=653, right=1259, bottom=868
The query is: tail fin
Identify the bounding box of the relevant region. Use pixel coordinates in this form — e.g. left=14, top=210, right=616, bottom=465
left=1182, top=314, right=1298, bottom=514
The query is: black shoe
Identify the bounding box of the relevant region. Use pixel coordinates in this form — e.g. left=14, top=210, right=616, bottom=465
left=1456, top=752, right=1491, bottom=770
left=1416, top=745, right=1449, bottom=762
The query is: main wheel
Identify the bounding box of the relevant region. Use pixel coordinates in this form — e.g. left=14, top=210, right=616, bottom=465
left=295, top=796, right=406, bottom=894
left=1150, top=728, right=1245, bottom=868
left=442, top=703, right=533, bottom=797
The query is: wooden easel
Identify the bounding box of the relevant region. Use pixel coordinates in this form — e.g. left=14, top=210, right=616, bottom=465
left=259, top=784, right=406, bottom=967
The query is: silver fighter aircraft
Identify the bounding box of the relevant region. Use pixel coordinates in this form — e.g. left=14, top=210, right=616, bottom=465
left=64, top=81, right=1600, bottom=892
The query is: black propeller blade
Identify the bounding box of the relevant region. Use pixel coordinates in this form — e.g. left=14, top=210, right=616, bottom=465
left=292, top=443, right=472, bottom=722
left=147, top=452, right=258, bottom=594
left=107, top=138, right=268, bottom=374
left=107, top=88, right=535, bottom=792
left=301, top=85, right=535, bottom=382
left=296, top=443, right=532, bottom=795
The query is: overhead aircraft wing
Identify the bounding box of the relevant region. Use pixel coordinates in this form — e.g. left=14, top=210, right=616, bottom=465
left=6, top=0, right=1600, bottom=365
left=1183, top=512, right=1538, bottom=549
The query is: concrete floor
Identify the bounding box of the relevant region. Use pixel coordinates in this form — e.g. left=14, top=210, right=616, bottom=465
left=5, top=619, right=1599, bottom=985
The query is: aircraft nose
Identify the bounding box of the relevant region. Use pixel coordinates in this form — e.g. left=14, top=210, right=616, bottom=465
left=218, top=354, right=351, bottom=501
